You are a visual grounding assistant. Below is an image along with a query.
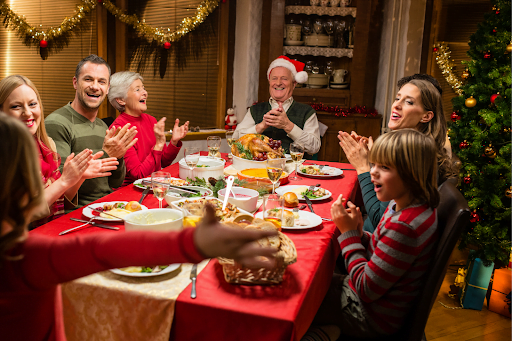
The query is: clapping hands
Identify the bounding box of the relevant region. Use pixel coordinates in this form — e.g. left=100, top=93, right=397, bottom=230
left=170, top=118, right=189, bottom=146
left=82, top=151, right=119, bottom=179
left=261, top=103, right=294, bottom=132
left=337, top=130, right=373, bottom=174
left=103, top=123, right=138, bottom=159
left=330, top=194, right=363, bottom=236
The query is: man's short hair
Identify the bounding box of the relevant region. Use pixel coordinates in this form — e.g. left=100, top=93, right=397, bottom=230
left=75, top=54, right=112, bottom=80
left=397, top=74, right=442, bottom=96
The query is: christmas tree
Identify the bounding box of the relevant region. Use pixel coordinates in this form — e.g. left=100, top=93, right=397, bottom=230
left=449, top=0, right=511, bottom=266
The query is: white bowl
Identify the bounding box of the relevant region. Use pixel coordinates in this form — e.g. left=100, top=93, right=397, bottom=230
left=218, top=187, right=259, bottom=212
left=179, top=156, right=225, bottom=182
left=124, top=208, right=183, bottom=232
left=231, top=154, right=267, bottom=170
left=164, top=186, right=214, bottom=206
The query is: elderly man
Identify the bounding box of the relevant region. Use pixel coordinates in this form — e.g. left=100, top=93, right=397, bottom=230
left=234, top=56, right=321, bottom=155
left=46, top=54, right=137, bottom=207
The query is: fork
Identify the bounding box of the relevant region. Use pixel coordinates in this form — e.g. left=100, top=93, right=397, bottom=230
left=59, top=217, right=96, bottom=236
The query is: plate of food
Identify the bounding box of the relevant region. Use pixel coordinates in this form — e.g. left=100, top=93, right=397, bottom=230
left=254, top=209, right=322, bottom=230
left=133, top=177, right=189, bottom=190
left=170, top=197, right=253, bottom=222
left=275, top=185, right=332, bottom=201
left=110, top=263, right=181, bottom=277
left=82, top=201, right=148, bottom=222
left=298, top=165, right=343, bottom=178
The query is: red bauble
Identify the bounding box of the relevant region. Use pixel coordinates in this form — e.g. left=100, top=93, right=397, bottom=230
left=163, top=42, right=171, bottom=49
left=496, top=9, right=500, bottom=14
left=492, top=27, right=497, bottom=33
left=459, top=141, right=469, bottom=149
left=450, top=112, right=460, bottom=122
left=463, top=176, right=471, bottom=184
left=470, top=211, right=480, bottom=223
left=433, top=47, right=438, bottom=52
left=484, top=51, right=492, bottom=59
left=39, top=40, right=48, bottom=48
left=490, top=93, right=499, bottom=103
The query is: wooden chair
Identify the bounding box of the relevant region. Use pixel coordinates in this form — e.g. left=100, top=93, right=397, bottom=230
left=338, top=181, right=471, bottom=341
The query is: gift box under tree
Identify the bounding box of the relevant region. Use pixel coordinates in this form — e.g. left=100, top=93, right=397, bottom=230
left=487, top=268, right=511, bottom=318
left=459, top=256, right=494, bottom=310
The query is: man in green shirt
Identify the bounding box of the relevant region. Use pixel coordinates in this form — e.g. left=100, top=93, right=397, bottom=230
left=46, top=55, right=138, bottom=207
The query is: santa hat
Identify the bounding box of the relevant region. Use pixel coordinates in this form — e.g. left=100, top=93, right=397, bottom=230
left=267, top=56, right=308, bottom=84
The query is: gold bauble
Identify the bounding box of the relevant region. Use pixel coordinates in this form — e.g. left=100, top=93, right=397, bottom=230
left=484, top=145, right=497, bottom=158
left=465, top=96, right=477, bottom=108
left=506, top=187, right=512, bottom=198
left=461, top=69, right=470, bottom=80
left=507, top=43, right=512, bottom=53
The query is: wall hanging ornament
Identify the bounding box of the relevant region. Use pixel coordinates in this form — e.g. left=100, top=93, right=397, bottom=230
left=433, top=42, right=464, bottom=96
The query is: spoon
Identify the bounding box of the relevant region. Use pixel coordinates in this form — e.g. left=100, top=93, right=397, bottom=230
left=222, top=176, right=235, bottom=211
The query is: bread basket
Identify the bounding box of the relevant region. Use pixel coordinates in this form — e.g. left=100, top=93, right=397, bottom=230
left=218, top=232, right=297, bottom=285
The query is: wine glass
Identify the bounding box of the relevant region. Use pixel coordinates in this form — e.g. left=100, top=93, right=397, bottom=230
left=151, top=171, right=171, bottom=208
left=184, top=147, right=200, bottom=170
left=313, top=18, right=324, bottom=36
left=266, top=158, right=286, bottom=194
left=324, top=19, right=334, bottom=46
left=289, top=143, right=304, bottom=181
left=302, top=18, right=313, bottom=38
left=325, top=61, right=334, bottom=89
left=207, top=136, right=221, bottom=158
left=225, top=130, right=235, bottom=161
left=262, top=194, right=284, bottom=229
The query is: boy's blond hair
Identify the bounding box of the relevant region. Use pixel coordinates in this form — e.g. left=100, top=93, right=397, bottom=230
left=369, top=129, right=439, bottom=208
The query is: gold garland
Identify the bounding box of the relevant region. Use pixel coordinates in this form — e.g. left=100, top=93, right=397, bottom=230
left=0, top=0, right=220, bottom=51
left=434, top=42, right=464, bottom=96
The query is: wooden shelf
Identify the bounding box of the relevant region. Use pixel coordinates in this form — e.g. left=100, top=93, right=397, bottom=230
left=283, top=46, right=353, bottom=57
left=294, top=87, right=350, bottom=97
left=285, top=5, right=357, bottom=17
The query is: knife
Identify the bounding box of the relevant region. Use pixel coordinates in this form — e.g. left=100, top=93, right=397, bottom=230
left=190, top=263, right=198, bottom=299
left=138, top=187, right=150, bottom=204
left=141, top=179, right=200, bottom=194
left=69, top=218, right=120, bottom=230
left=304, top=196, right=332, bottom=221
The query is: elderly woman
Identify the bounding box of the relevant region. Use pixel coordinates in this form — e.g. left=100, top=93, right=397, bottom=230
left=338, top=74, right=455, bottom=233
left=234, top=56, right=321, bottom=156
left=108, top=71, right=189, bottom=186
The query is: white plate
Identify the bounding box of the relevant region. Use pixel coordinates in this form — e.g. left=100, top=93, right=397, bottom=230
left=133, top=177, right=188, bottom=190
left=285, top=40, right=304, bottom=46
left=82, top=201, right=149, bottom=222
left=254, top=210, right=322, bottom=230
left=170, top=197, right=253, bottom=219
left=330, top=84, right=349, bottom=89
left=110, top=263, right=181, bottom=277
left=275, top=185, right=332, bottom=201
left=298, top=166, right=343, bottom=178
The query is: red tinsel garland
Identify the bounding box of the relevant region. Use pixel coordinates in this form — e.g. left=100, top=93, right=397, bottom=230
left=309, top=103, right=379, bottom=117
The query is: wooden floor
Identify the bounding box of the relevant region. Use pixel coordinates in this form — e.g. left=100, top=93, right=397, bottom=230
left=425, top=267, right=511, bottom=341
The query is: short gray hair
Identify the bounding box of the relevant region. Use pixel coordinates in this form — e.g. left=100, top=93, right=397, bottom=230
left=108, top=71, right=144, bottom=112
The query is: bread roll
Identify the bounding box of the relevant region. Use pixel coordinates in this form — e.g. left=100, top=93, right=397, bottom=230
left=282, top=192, right=299, bottom=208
left=126, top=201, right=142, bottom=212
left=282, top=210, right=295, bottom=227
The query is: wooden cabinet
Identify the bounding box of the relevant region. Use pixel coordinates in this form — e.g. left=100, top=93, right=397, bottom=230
left=258, top=0, right=384, bottom=162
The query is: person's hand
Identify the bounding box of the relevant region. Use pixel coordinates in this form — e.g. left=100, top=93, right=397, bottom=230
left=338, top=130, right=371, bottom=174
left=60, top=149, right=93, bottom=186
left=194, top=204, right=278, bottom=268
left=330, top=194, right=363, bottom=235
left=262, top=104, right=294, bottom=132
left=82, top=151, right=119, bottom=179
left=103, top=123, right=138, bottom=159
left=152, top=117, right=167, bottom=150
left=170, top=119, right=189, bottom=146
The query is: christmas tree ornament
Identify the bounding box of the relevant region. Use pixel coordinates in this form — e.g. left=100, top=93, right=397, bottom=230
left=506, top=187, right=512, bottom=198
left=459, top=140, right=469, bottom=149
left=451, top=111, right=461, bottom=122
left=490, top=93, right=500, bottom=104
left=433, top=46, right=438, bottom=52
left=465, top=96, right=477, bottom=107
left=433, top=42, right=463, bottom=95
left=463, top=175, right=472, bottom=184
left=39, top=40, right=48, bottom=48
left=506, top=43, right=512, bottom=53
left=470, top=210, right=480, bottom=223
left=461, top=69, right=470, bottom=80
left=492, top=27, right=497, bottom=33
left=484, top=145, right=497, bottom=158
left=484, top=51, right=492, bottom=59
left=163, top=42, right=171, bottom=49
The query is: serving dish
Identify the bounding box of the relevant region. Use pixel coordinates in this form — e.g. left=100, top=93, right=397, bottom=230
left=133, top=177, right=188, bottom=190
left=178, top=156, right=225, bottom=182
left=237, top=168, right=289, bottom=186
left=170, top=197, right=253, bottom=222
left=82, top=201, right=148, bottom=222
left=110, top=263, right=181, bottom=277
left=164, top=186, right=213, bottom=205
left=217, top=187, right=259, bottom=212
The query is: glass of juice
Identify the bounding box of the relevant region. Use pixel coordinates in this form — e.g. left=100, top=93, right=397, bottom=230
left=262, top=194, right=284, bottom=229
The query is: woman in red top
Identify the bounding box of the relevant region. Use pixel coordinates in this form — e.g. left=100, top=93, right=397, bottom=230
left=108, top=71, right=189, bottom=186
left=0, top=75, right=119, bottom=227
left=0, top=113, right=277, bottom=341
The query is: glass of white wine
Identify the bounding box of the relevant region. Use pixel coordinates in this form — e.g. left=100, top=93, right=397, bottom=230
left=263, top=194, right=284, bottom=229
left=151, top=171, right=171, bottom=209
left=266, top=158, right=286, bottom=194
left=225, top=130, right=235, bottom=161
left=289, top=142, right=304, bottom=181
left=207, top=136, right=221, bottom=158
left=184, top=147, right=200, bottom=170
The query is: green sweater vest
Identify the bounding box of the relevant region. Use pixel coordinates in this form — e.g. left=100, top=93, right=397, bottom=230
left=250, top=101, right=315, bottom=153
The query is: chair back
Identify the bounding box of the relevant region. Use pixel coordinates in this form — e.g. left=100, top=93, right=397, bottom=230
left=398, top=181, right=470, bottom=341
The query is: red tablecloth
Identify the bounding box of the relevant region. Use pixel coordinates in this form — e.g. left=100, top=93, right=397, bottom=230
left=31, top=156, right=361, bottom=341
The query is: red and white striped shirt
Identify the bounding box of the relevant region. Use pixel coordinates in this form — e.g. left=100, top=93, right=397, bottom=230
left=338, top=200, right=438, bottom=334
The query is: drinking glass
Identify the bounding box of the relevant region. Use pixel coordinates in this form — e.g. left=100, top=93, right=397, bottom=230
left=324, top=19, right=334, bottom=43
left=184, top=147, right=200, bottom=170
left=325, top=61, right=334, bottom=89
left=262, top=194, right=284, bottom=229
left=207, top=136, right=221, bottom=158
left=266, top=158, right=286, bottom=194
left=182, top=202, right=203, bottom=228
left=289, top=143, right=304, bottom=181
left=302, top=18, right=313, bottom=37
left=313, top=18, right=324, bottom=35
left=225, top=130, right=235, bottom=160
left=151, top=171, right=171, bottom=208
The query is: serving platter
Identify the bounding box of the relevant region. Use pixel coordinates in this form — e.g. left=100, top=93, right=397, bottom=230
left=275, top=185, right=332, bottom=201
left=82, top=201, right=149, bottom=222
left=134, top=177, right=188, bottom=191
left=254, top=210, right=322, bottom=230
left=110, top=263, right=181, bottom=277
left=298, top=165, right=343, bottom=178
left=170, top=197, right=253, bottom=221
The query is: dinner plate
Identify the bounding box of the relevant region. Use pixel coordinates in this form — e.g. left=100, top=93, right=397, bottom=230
left=170, top=197, right=253, bottom=219
left=110, top=263, right=181, bottom=277
left=298, top=166, right=343, bottom=178
left=254, top=210, right=322, bottom=230
left=82, top=201, right=149, bottom=222
left=133, top=177, right=188, bottom=191
left=275, top=185, right=332, bottom=201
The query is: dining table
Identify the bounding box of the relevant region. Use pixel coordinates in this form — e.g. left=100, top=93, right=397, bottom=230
left=31, top=153, right=362, bottom=341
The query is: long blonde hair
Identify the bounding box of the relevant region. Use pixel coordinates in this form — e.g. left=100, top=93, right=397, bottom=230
left=0, top=113, right=45, bottom=261
left=369, top=129, right=439, bottom=208
left=0, top=75, right=53, bottom=151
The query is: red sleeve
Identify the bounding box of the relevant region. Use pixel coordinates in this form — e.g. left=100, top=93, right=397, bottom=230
left=161, top=140, right=182, bottom=168
left=19, top=228, right=204, bottom=290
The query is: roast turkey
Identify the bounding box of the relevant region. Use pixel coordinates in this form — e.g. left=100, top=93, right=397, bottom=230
left=231, top=134, right=285, bottom=159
